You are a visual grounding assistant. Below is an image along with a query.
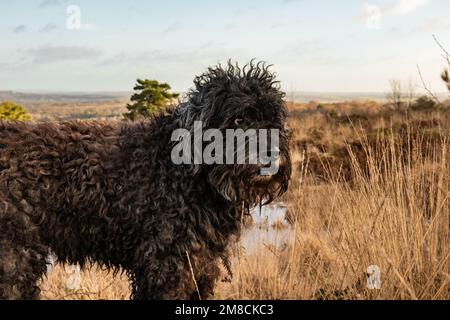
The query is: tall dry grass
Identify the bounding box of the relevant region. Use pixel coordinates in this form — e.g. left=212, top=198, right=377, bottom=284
left=216, top=121, right=449, bottom=300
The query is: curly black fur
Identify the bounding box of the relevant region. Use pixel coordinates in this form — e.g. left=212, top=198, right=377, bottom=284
left=0, top=61, right=291, bottom=300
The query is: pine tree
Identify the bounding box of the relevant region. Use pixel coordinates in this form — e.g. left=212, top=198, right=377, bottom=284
left=0, top=101, right=32, bottom=121
left=123, top=79, right=179, bottom=121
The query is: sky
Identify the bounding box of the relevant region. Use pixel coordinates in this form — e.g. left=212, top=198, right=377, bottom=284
left=0, top=0, right=449, bottom=93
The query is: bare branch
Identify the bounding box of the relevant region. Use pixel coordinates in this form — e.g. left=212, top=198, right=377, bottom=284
left=406, top=78, right=416, bottom=109
left=416, top=65, right=441, bottom=104
left=433, top=34, right=450, bottom=66
left=387, top=79, right=403, bottom=111
left=433, top=35, right=450, bottom=92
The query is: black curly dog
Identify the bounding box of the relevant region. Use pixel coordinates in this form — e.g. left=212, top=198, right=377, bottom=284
left=0, top=62, right=291, bottom=300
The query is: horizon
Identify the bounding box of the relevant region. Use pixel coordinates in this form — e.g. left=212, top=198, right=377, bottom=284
left=1, top=1, right=450, bottom=93
left=1, top=88, right=430, bottom=94
left=2, top=89, right=449, bottom=106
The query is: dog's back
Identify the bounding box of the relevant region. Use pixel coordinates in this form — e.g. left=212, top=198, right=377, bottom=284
left=0, top=120, right=126, bottom=262
left=0, top=117, right=178, bottom=267
left=0, top=120, right=119, bottom=210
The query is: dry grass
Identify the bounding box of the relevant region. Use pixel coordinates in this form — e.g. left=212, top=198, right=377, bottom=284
left=40, top=265, right=130, bottom=300
left=27, top=100, right=127, bottom=122
left=40, top=103, right=449, bottom=300
left=217, top=125, right=449, bottom=300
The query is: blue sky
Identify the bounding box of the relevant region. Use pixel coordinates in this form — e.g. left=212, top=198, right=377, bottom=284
left=0, top=0, right=449, bottom=92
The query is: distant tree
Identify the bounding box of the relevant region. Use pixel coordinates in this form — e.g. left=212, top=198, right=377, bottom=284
left=412, top=95, right=438, bottom=111
left=405, top=79, right=416, bottom=109
left=0, top=101, right=32, bottom=121
left=316, top=104, right=325, bottom=111
left=123, top=79, right=179, bottom=121
left=388, top=79, right=403, bottom=111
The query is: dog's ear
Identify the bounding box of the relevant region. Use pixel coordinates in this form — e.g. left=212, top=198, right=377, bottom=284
left=188, top=70, right=231, bottom=126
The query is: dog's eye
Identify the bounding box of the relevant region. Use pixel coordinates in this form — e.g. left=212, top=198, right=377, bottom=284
left=234, top=118, right=244, bottom=126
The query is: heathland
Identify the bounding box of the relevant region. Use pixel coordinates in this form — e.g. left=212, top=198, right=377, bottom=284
left=4, top=92, right=447, bottom=300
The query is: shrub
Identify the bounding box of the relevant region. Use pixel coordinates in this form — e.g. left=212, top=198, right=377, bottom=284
left=411, top=96, right=437, bottom=112
left=0, top=101, right=32, bottom=121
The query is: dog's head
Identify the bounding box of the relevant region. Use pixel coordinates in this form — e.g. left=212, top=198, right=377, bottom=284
left=173, top=61, right=291, bottom=206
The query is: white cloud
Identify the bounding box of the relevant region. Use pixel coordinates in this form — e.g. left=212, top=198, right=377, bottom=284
left=162, top=22, right=181, bottom=35
left=13, top=25, right=27, bottom=33
left=26, top=45, right=101, bottom=64
left=38, top=0, right=61, bottom=9
left=359, top=0, right=432, bottom=30
left=40, top=23, right=58, bottom=33
left=389, top=0, right=431, bottom=15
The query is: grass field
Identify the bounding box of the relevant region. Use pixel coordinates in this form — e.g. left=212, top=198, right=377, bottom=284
left=30, top=99, right=450, bottom=300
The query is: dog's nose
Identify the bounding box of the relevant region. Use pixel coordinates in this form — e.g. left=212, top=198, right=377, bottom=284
left=258, top=149, right=282, bottom=177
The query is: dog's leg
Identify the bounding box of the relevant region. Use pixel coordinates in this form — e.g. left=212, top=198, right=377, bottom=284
left=129, top=255, right=201, bottom=300
left=129, top=252, right=222, bottom=300
left=191, top=263, right=221, bottom=300
left=0, top=203, right=48, bottom=300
